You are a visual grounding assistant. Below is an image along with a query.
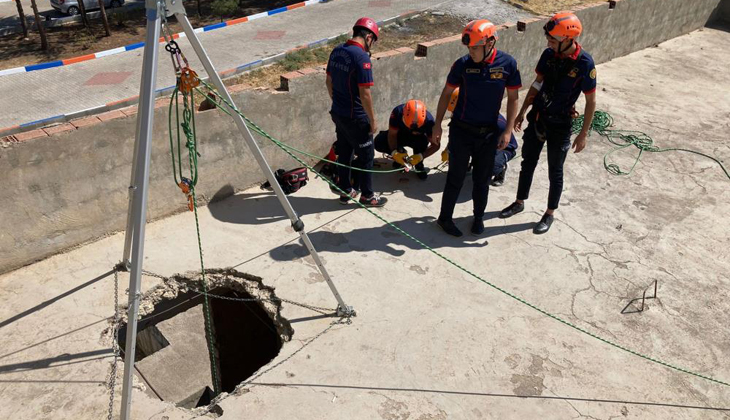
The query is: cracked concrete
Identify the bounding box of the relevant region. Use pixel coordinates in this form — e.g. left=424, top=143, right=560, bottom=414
left=0, top=24, right=729, bottom=420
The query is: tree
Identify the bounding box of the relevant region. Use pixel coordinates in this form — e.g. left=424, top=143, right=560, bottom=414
left=77, top=0, right=90, bottom=28
left=98, top=0, right=111, bottom=36
left=28, top=0, right=47, bottom=50
left=14, top=0, right=29, bottom=38
left=211, top=0, right=237, bottom=22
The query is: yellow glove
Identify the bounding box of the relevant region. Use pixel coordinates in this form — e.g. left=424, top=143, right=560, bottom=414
left=392, top=150, right=408, bottom=166
left=441, top=149, right=449, bottom=163
left=408, top=153, right=424, bottom=166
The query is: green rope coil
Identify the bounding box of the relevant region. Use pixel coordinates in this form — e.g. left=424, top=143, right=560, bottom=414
left=572, top=111, right=729, bottom=180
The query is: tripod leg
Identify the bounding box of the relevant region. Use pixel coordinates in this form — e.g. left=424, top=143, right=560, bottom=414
left=172, top=11, right=354, bottom=316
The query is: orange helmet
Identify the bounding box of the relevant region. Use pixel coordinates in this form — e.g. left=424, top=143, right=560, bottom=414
left=447, top=88, right=459, bottom=112
left=544, top=12, right=582, bottom=41
left=461, top=19, right=498, bottom=47
left=403, top=100, right=427, bottom=129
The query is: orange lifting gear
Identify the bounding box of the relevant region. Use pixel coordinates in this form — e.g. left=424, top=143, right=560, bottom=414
left=178, top=67, right=200, bottom=94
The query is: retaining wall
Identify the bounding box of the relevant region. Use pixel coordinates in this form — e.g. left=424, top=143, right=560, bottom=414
left=0, top=0, right=725, bottom=273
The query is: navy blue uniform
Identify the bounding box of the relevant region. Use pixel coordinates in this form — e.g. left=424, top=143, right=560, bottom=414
left=517, top=44, right=596, bottom=210
left=327, top=40, right=376, bottom=197
left=440, top=49, right=522, bottom=222
left=374, top=104, right=435, bottom=160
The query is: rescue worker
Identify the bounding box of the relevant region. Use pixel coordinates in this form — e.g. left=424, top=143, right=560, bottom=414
left=433, top=19, right=521, bottom=237
left=373, top=99, right=439, bottom=180
left=499, top=12, right=597, bottom=234
left=326, top=17, right=387, bottom=207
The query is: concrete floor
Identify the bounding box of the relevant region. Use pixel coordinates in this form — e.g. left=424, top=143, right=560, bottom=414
left=0, top=27, right=729, bottom=420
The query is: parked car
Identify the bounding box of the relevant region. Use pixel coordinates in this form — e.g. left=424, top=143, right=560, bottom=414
left=50, top=0, right=124, bottom=16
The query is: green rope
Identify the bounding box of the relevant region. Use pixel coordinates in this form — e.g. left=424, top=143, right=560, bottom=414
left=198, top=85, right=730, bottom=389
left=572, top=111, right=730, bottom=180
left=168, top=87, right=222, bottom=395
left=197, top=83, right=426, bottom=175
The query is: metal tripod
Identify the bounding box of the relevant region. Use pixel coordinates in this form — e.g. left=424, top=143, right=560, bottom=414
left=117, top=0, right=354, bottom=417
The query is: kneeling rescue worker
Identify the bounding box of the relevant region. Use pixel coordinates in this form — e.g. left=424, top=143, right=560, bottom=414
left=374, top=100, right=440, bottom=180
left=326, top=17, right=387, bottom=207
left=500, top=11, right=597, bottom=234
left=433, top=19, right=521, bottom=238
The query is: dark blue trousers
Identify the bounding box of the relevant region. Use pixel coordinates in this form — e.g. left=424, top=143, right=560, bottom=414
left=439, top=125, right=497, bottom=221
left=331, top=113, right=374, bottom=197
left=516, top=114, right=572, bottom=210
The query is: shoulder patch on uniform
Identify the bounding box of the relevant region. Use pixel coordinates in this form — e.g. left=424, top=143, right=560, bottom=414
left=363, top=63, right=372, bottom=70
left=590, top=68, right=597, bottom=79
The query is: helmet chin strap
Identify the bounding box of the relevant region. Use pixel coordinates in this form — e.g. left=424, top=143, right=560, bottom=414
left=558, top=38, right=574, bottom=55
left=482, top=39, right=495, bottom=62
left=364, top=34, right=373, bottom=57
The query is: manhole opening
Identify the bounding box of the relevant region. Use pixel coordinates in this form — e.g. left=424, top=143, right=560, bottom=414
left=116, top=270, right=293, bottom=409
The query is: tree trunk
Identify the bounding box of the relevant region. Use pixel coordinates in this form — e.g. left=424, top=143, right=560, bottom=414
left=78, top=0, right=89, bottom=28
left=98, top=0, right=111, bottom=36
left=28, top=0, right=48, bottom=50
left=196, top=0, right=201, bottom=16
left=15, top=0, right=29, bottom=38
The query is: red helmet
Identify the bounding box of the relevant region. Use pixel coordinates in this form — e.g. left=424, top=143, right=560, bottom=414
left=403, top=100, right=427, bottom=129
left=353, top=17, right=380, bottom=41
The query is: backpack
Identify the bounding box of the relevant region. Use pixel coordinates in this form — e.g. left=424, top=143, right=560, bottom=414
left=261, top=167, right=309, bottom=195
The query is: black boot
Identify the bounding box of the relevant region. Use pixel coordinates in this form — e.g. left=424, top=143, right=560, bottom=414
left=437, top=217, right=463, bottom=237
left=533, top=213, right=554, bottom=234
left=471, top=217, right=485, bottom=235
left=415, top=162, right=428, bottom=180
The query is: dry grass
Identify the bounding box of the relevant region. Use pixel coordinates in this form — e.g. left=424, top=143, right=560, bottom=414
left=226, top=13, right=466, bottom=90
left=507, top=0, right=606, bottom=16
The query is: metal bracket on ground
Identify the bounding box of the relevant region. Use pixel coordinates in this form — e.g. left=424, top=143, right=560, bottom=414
left=621, top=279, right=658, bottom=314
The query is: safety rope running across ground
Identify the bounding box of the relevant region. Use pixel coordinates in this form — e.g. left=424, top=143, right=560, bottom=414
left=571, top=111, right=730, bottom=180
left=198, top=80, right=730, bottom=389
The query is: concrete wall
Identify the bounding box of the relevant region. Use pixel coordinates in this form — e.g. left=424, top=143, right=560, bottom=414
left=0, top=0, right=724, bottom=274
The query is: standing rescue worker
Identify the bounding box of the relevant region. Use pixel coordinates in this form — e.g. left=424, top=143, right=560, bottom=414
left=499, top=12, right=597, bottom=234
left=326, top=17, right=387, bottom=207
left=433, top=19, right=521, bottom=237
left=374, top=100, right=439, bottom=180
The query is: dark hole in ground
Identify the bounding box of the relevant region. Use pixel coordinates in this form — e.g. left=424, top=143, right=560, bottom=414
left=117, top=283, right=284, bottom=407
left=212, top=289, right=282, bottom=393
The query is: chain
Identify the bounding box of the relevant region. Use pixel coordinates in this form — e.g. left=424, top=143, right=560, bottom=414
left=106, top=269, right=121, bottom=420
left=239, top=317, right=348, bottom=387
left=141, top=270, right=336, bottom=315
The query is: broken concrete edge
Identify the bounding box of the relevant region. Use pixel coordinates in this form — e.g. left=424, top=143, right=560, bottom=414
left=104, top=268, right=295, bottom=414
left=0, top=9, right=429, bottom=140
left=114, top=268, right=294, bottom=342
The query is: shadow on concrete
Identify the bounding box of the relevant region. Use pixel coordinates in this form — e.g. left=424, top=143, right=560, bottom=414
left=0, top=379, right=105, bottom=384
left=250, top=382, right=730, bottom=413
left=0, top=269, right=115, bottom=330
left=268, top=214, right=533, bottom=261
left=0, top=349, right=112, bottom=374
left=0, top=318, right=109, bottom=360
left=705, top=20, right=730, bottom=33
left=368, top=162, right=480, bottom=204
left=208, top=188, right=351, bottom=226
